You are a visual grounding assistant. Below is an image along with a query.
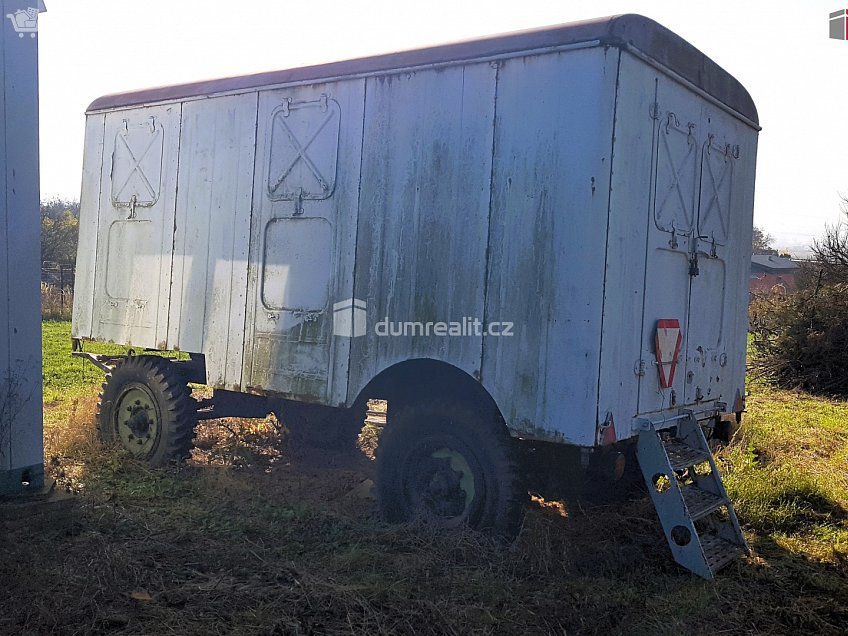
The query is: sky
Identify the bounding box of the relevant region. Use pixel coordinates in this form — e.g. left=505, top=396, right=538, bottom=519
left=34, top=0, right=848, bottom=255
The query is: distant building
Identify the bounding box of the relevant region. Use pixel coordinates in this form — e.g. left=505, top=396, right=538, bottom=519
left=750, top=253, right=800, bottom=294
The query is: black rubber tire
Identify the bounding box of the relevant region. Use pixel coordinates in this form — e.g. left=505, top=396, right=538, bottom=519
left=97, top=356, right=197, bottom=467
left=376, top=400, right=526, bottom=538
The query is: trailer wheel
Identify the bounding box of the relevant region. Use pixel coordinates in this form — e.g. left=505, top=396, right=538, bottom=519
left=97, top=356, right=197, bottom=467
left=376, top=401, right=525, bottom=537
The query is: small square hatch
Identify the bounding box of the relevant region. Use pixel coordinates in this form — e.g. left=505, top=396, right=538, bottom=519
left=266, top=94, right=340, bottom=203
left=111, top=118, right=164, bottom=207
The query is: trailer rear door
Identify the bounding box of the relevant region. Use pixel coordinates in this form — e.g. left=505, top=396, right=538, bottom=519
left=684, top=109, right=742, bottom=408
left=636, top=83, right=699, bottom=416
left=638, top=78, right=746, bottom=416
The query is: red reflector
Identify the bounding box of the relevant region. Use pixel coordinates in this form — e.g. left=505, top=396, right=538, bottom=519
left=655, top=319, right=683, bottom=388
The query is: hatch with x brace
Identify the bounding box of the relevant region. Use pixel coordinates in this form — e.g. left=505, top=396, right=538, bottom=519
left=111, top=117, right=164, bottom=211
left=638, top=76, right=738, bottom=415
left=266, top=94, right=341, bottom=213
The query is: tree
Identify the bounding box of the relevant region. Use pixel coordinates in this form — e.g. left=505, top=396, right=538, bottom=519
left=811, top=202, right=848, bottom=286
left=40, top=198, right=79, bottom=221
left=752, top=225, right=774, bottom=254
left=40, top=200, right=80, bottom=265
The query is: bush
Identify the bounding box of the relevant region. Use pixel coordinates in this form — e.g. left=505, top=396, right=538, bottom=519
left=750, top=276, right=848, bottom=394
left=750, top=203, right=848, bottom=395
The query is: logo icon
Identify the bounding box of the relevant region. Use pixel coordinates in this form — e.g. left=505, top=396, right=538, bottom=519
left=333, top=298, right=367, bottom=338
left=830, top=9, right=848, bottom=40
left=6, top=7, right=38, bottom=38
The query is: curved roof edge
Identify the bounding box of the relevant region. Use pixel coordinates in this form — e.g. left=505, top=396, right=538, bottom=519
left=87, top=14, right=758, bottom=125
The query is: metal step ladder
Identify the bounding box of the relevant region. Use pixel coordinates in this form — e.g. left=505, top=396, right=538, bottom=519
left=636, top=410, right=748, bottom=579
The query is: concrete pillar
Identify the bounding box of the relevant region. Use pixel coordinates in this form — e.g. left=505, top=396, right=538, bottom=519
left=0, top=0, right=44, bottom=495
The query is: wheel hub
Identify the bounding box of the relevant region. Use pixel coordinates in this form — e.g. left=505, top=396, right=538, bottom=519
left=420, top=448, right=476, bottom=521
left=115, top=385, right=159, bottom=456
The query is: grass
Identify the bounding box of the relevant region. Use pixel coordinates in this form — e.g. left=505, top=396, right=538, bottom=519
left=41, top=320, right=126, bottom=402
left=0, top=321, right=845, bottom=634
left=723, top=381, right=848, bottom=559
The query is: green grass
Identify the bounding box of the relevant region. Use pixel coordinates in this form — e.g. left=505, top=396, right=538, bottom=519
left=41, top=320, right=126, bottom=403
left=722, top=381, right=848, bottom=559
left=16, top=321, right=848, bottom=634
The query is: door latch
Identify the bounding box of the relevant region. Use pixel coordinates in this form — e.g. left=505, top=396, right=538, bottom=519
left=688, top=251, right=699, bottom=277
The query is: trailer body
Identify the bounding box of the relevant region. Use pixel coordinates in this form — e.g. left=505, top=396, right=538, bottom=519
left=73, top=15, right=759, bottom=448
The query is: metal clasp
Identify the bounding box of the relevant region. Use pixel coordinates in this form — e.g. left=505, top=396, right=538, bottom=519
left=669, top=221, right=679, bottom=249
left=293, top=188, right=304, bottom=216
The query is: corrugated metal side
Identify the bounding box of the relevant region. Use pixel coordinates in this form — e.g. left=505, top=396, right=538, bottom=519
left=167, top=93, right=258, bottom=389
left=481, top=48, right=617, bottom=445
left=72, top=114, right=106, bottom=339
left=347, top=63, right=498, bottom=398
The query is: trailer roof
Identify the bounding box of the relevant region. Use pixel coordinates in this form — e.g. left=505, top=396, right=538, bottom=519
left=87, top=14, right=758, bottom=125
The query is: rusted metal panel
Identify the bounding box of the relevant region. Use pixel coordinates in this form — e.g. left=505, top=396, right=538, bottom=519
left=481, top=48, right=618, bottom=446
left=243, top=79, right=364, bottom=405
left=347, top=62, right=497, bottom=400
left=89, top=104, right=181, bottom=349
left=71, top=114, right=106, bottom=340
left=167, top=93, right=258, bottom=389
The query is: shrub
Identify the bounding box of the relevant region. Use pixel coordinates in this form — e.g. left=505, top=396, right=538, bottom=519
left=750, top=276, right=848, bottom=395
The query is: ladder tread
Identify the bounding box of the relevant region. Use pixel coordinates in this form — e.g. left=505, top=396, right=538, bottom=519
left=699, top=534, right=745, bottom=574
left=662, top=439, right=712, bottom=471
left=680, top=484, right=727, bottom=520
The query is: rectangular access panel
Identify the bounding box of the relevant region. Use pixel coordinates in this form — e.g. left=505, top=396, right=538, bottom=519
left=91, top=105, right=181, bottom=349
left=244, top=80, right=364, bottom=404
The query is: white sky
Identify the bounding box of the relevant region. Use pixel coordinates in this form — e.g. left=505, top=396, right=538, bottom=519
left=36, top=0, right=848, bottom=253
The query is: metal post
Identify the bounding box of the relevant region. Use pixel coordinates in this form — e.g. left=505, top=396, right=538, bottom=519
left=0, top=0, right=45, bottom=495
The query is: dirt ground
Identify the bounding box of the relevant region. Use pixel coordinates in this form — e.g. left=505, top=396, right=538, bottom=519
left=1, top=401, right=847, bottom=636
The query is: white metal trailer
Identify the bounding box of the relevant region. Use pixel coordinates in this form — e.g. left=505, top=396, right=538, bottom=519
left=73, top=15, right=759, bottom=577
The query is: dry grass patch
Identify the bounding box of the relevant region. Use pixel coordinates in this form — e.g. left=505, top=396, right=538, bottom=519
left=9, top=321, right=846, bottom=634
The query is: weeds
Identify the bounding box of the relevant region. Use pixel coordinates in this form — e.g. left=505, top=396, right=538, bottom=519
left=41, top=282, right=73, bottom=321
